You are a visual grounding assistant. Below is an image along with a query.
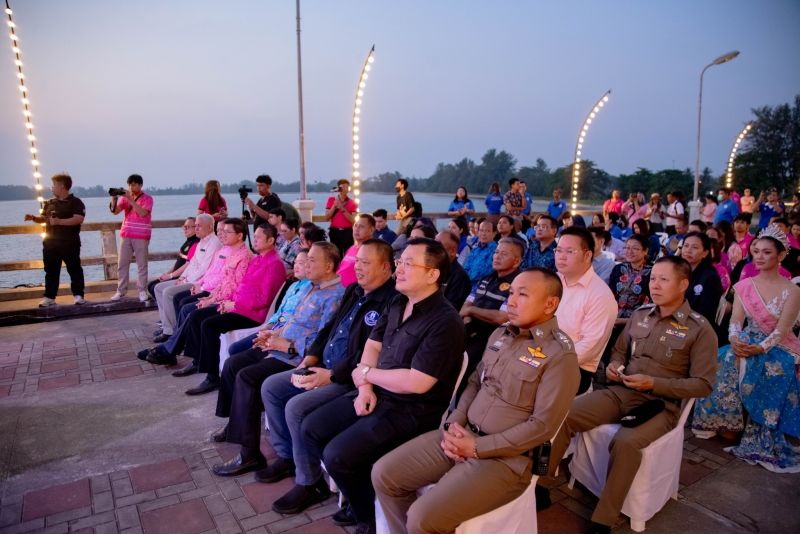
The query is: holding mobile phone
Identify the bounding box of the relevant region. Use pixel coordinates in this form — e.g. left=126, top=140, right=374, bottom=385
left=292, top=368, right=316, bottom=376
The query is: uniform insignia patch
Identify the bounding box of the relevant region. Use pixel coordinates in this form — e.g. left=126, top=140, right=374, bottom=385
left=518, top=354, right=541, bottom=367
left=669, top=321, right=688, bottom=331
left=499, top=282, right=511, bottom=291
left=534, top=328, right=543, bottom=337
left=693, top=284, right=703, bottom=296
left=364, top=310, right=379, bottom=326
left=528, top=346, right=547, bottom=359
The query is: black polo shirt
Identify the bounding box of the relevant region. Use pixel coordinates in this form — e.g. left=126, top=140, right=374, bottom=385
left=253, top=192, right=282, bottom=227
left=173, top=235, right=200, bottom=271
left=369, top=290, right=466, bottom=411
left=444, top=260, right=472, bottom=310
left=44, top=194, right=85, bottom=240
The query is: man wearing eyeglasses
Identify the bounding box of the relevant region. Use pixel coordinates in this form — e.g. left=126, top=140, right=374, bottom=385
left=293, top=238, right=466, bottom=534
left=522, top=215, right=558, bottom=271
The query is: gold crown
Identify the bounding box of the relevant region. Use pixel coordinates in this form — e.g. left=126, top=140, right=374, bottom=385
left=757, top=224, right=790, bottom=251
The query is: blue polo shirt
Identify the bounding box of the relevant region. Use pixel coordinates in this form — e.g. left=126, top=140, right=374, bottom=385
left=714, top=199, right=739, bottom=225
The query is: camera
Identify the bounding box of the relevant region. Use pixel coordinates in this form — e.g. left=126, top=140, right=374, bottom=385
left=238, top=185, right=252, bottom=200
left=330, top=186, right=342, bottom=193
left=108, top=187, right=126, bottom=196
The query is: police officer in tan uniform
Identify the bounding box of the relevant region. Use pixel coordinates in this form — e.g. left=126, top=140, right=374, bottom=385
left=548, top=256, right=717, bottom=534
left=372, top=268, right=580, bottom=534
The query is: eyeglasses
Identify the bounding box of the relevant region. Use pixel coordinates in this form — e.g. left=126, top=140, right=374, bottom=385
left=395, top=259, right=434, bottom=270
left=555, top=247, right=585, bottom=256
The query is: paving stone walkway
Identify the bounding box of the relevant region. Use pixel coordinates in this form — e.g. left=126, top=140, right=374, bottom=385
left=0, top=311, right=797, bottom=533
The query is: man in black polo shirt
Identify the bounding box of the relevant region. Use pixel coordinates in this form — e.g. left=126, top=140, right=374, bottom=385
left=245, top=174, right=282, bottom=228
left=24, top=174, right=86, bottom=307
left=460, top=237, right=523, bottom=375
left=295, top=238, right=466, bottom=533
left=436, top=229, right=471, bottom=310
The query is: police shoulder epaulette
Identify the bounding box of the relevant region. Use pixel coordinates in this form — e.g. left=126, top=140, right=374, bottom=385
left=638, top=303, right=656, bottom=310
left=689, top=311, right=707, bottom=324
left=554, top=329, right=573, bottom=350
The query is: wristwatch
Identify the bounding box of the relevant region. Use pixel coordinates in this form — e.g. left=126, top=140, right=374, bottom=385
left=287, top=342, right=296, bottom=355
left=360, top=365, right=371, bottom=378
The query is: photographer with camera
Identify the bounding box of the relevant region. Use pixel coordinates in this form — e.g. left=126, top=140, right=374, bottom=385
left=324, top=179, right=358, bottom=256
left=243, top=174, right=282, bottom=227
left=109, top=174, right=153, bottom=302
left=24, top=173, right=86, bottom=307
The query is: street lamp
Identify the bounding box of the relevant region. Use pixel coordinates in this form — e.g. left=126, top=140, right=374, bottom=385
left=291, top=0, right=315, bottom=222
left=690, top=50, right=740, bottom=220
left=350, top=45, right=375, bottom=209
left=725, top=123, right=752, bottom=189
left=571, top=90, right=611, bottom=211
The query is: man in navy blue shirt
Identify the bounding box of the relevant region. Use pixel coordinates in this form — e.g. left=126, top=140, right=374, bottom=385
left=372, top=209, right=397, bottom=243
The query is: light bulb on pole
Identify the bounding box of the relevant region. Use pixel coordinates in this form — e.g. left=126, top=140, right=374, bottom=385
left=725, top=123, right=752, bottom=189
left=351, top=45, right=375, bottom=208
left=571, top=90, right=611, bottom=211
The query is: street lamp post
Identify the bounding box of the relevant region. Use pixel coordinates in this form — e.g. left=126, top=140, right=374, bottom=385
left=689, top=50, right=740, bottom=221
left=292, top=0, right=315, bottom=222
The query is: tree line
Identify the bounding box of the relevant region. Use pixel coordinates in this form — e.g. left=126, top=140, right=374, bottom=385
left=1, top=96, right=796, bottom=202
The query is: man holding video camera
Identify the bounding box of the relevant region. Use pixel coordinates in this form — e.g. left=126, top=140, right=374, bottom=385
left=109, top=174, right=153, bottom=302
left=244, top=174, right=282, bottom=228
left=24, top=173, right=86, bottom=307
left=325, top=179, right=358, bottom=256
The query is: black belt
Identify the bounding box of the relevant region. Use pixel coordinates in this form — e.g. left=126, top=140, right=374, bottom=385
left=329, top=227, right=351, bottom=231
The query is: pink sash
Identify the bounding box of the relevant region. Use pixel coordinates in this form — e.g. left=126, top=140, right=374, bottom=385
left=736, top=278, right=800, bottom=358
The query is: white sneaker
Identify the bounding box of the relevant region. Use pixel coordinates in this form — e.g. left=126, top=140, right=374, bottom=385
left=139, top=291, right=150, bottom=302
left=39, top=297, right=56, bottom=307
left=110, top=292, right=125, bottom=302
left=73, top=295, right=86, bottom=305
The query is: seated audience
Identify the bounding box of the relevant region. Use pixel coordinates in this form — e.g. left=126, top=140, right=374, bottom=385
left=277, top=218, right=302, bottom=272
left=462, top=219, right=497, bottom=286
left=372, top=209, right=397, bottom=244
left=679, top=231, right=724, bottom=325
left=147, top=216, right=199, bottom=301
left=589, top=226, right=615, bottom=284
left=522, top=214, right=557, bottom=271
left=435, top=230, right=472, bottom=310
left=338, top=214, right=376, bottom=287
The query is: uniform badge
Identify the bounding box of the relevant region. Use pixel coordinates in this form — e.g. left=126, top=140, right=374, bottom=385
left=528, top=346, right=547, bottom=359
left=489, top=339, right=503, bottom=352
left=364, top=310, right=379, bottom=326
left=499, top=282, right=511, bottom=291
left=675, top=311, right=685, bottom=320
left=518, top=353, right=541, bottom=367
left=693, top=284, right=703, bottom=296
left=534, top=328, right=543, bottom=338
left=669, top=321, right=688, bottom=331
left=665, top=328, right=687, bottom=339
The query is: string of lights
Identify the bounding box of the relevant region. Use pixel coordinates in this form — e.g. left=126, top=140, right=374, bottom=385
left=351, top=45, right=375, bottom=208
left=5, top=1, right=45, bottom=237
left=725, top=123, right=752, bottom=189
left=571, top=89, right=611, bottom=211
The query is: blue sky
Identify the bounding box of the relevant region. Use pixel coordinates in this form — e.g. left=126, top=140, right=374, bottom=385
left=0, top=0, right=798, bottom=189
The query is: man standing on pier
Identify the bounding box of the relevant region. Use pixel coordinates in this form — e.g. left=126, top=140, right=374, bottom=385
left=24, top=173, right=86, bottom=307
left=109, top=174, right=153, bottom=302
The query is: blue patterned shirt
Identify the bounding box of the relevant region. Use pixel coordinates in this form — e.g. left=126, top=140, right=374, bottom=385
left=463, top=240, right=497, bottom=285
left=265, top=279, right=311, bottom=328
left=522, top=240, right=556, bottom=271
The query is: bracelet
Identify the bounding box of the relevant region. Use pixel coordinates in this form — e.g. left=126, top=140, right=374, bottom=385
left=472, top=444, right=479, bottom=460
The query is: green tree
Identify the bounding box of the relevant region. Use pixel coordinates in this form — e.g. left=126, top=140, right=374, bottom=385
left=517, top=158, right=553, bottom=196
left=551, top=160, right=612, bottom=201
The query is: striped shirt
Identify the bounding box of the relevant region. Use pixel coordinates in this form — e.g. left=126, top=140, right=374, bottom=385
left=117, top=193, right=154, bottom=240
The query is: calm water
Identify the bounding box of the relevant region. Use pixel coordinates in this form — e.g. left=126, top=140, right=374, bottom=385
left=0, top=191, right=595, bottom=288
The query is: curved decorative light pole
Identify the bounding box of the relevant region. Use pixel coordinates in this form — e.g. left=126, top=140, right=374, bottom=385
left=691, top=50, right=740, bottom=219
left=350, top=45, right=375, bottom=208
left=571, top=89, right=611, bottom=211
left=5, top=0, right=46, bottom=236
left=725, top=123, right=752, bottom=189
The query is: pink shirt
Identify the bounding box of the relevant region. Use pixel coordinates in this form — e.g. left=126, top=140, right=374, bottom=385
left=231, top=250, right=286, bottom=323
left=198, top=196, right=228, bottom=220
left=117, top=193, right=154, bottom=240
left=556, top=266, right=618, bottom=372
left=209, top=243, right=253, bottom=303
left=326, top=195, right=358, bottom=229
left=337, top=244, right=358, bottom=287
left=200, top=245, right=231, bottom=292
left=736, top=233, right=754, bottom=258
left=603, top=198, right=623, bottom=215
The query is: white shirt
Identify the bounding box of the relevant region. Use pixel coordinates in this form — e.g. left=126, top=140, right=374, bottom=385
left=556, top=266, right=617, bottom=372
left=666, top=201, right=685, bottom=226
left=181, top=233, right=223, bottom=284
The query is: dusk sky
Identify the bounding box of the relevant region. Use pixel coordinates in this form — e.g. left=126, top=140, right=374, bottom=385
left=1, top=0, right=798, bottom=190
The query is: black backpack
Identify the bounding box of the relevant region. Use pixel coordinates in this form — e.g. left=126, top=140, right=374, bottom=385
left=413, top=200, right=423, bottom=218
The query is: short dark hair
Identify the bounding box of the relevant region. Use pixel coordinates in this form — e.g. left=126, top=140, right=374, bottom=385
left=478, top=219, right=497, bottom=232
left=51, top=173, right=72, bottom=190
left=337, top=179, right=350, bottom=187
left=254, top=222, right=278, bottom=241
left=654, top=256, right=691, bottom=280
left=127, top=174, right=143, bottom=185
left=361, top=238, right=394, bottom=270
left=522, top=267, right=563, bottom=300
left=626, top=234, right=649, bottom=251
left=396, top=178, right=409, bottom=190
left=497, top=237, right=525, bottom=258
left=222, top=218, right=248, bottom=238
left=268, top=208, right=286, bottom=221
left=311, top=241, right=341, bottom=271
left=437, top=230, right=460, bottom=250
left=405, top=237, right=450, bottom=287
left=256, top=174, right=272, bottom=185
left=537, top=215, right=557, bottom=228
left=411, top=225, right=437, bottom=239
left=303, top=225, right=327, bottom=243
left=689, top=219, right=707, bottom=232
left=359, top=213, right=376, bottom=228
left=373, top=208, right=388, bottom=219
left=498, top=214, right=515, bottom=227
left=588, top=225, right=611, bottom=245
left=283, top=218, right=300, bottom=232
left=734, top=213, right=751, bottom=224
left=508, top=177, right=520, bottom=187
left=560, top=227, right=595, bottom=259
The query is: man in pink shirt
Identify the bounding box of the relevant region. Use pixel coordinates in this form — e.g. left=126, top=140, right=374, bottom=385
left=325, top=179, right=359, bottom=256
left=555, top=227, right=617, bottom=394
left=110, top=174, right=154, bottom=302
left=337, top=214, right=375, bottom=288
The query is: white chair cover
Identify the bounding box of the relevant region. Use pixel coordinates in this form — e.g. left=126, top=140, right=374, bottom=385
left=568, top=398, right=696, bottom=532
left=218, top=325, right=262, bottom=373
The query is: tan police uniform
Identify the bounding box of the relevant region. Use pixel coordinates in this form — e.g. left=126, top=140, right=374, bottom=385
left=549, top=300, right=717, bottom=527
left=372, top=316, right=580, bottom=534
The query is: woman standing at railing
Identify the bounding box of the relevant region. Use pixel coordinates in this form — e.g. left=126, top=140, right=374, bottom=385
left=197, top=180, right=228, bottom=223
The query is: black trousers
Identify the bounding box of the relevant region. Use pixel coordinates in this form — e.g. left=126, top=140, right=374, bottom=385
left=183, top=310, right=260, bottom=378
left=328, top=227, right=354, bottom=257
left=172, top=289, right=208, bottom=321
left=220, top=350, right=294, bottom=451
left=301, top=394, right=440, bottom=524
left=43, top=238, right=84, bottom=298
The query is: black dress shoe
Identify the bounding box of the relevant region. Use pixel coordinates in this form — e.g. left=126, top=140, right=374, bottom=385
left=185, top=377, right=220, bottom=395
left=587, top=522, right=612, bottom=534
left=352, top=522, right=376, bottom=534
left=271, top=479, right=330, bottom=515
left=152, top=328, right=163, bottom=337
left=211, top=424, right=228, bottom=443
left=137, top=348, right=152, bottom=361
left=331, top=504, right=356, bottom=526
left=535, top=484, right=552, bottom=511
left=146, top=350, right=177, bottom=366
left=152, top=333, right=170, bottom=343
left=211, top=453, right=266, bottom=477
left=172, top=363, right=198, bottom=377
left=254, top=457, right=295, bottom=483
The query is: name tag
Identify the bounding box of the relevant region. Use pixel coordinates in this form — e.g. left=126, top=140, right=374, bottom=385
left=488, top=339, right=503, bottom=352
left=518, top=354, right=541, bottom=367
left=665, top=328, right=687, bottom=339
